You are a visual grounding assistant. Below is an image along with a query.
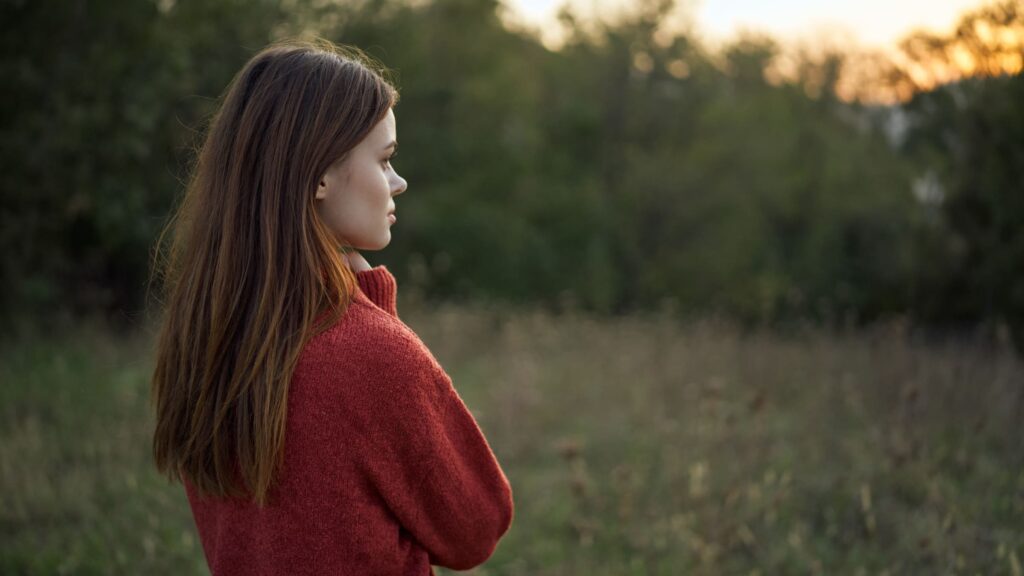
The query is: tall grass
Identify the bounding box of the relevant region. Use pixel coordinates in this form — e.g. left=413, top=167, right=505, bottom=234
left=0, top=323, right=205, bottom=574
left=2, top=303, right=1022, bottom=574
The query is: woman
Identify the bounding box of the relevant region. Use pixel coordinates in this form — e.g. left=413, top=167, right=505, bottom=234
left=149, top=39, right=514, bottom=575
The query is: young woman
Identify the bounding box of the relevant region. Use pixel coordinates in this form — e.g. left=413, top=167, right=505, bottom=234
left=149, top=39, right=514, bottom=575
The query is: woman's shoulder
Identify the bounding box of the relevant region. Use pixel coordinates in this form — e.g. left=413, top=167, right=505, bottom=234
left=297, top=296, right=444, bottom=390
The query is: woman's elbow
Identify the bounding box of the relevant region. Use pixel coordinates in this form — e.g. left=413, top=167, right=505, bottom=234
left=436, top=487, right=514, bottom=570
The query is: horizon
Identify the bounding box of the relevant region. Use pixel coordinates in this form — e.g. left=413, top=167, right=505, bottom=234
left=504, top=0, right=990, bottom=51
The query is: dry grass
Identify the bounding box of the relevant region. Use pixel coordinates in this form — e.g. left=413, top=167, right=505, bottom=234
left=2, top=302, right=1022, bottom=574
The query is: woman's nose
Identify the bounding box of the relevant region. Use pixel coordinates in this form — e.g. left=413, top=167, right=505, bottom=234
left=391, top=174, right=407, bottom=196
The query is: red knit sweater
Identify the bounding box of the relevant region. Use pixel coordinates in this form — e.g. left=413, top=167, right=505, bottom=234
left=183, top=265, right=514, bottom=575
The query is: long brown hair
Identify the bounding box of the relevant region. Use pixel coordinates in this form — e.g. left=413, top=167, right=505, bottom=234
left=149, top=38, right=398, bottom=506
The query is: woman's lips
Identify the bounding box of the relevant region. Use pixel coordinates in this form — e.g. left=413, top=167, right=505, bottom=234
left=387, top=213, right=396, bottom=224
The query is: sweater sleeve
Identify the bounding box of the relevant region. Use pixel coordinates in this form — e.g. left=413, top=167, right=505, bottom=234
left=355, top=265, right=398, bottom=318
left=356, top=337, right=514, bottom=571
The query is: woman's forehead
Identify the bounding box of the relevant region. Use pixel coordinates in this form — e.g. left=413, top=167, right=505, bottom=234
left=366, top=110, right=396, bottom=145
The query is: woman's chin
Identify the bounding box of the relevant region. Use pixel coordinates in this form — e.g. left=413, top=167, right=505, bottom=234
left=355, top=234, right=390, bottom=252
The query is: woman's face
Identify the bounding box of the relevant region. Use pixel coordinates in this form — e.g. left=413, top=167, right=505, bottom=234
left=315, top=108, right=407, bottom=251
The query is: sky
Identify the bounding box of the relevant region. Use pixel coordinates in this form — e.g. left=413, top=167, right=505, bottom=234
left=504, top=0, right=989, bottom=50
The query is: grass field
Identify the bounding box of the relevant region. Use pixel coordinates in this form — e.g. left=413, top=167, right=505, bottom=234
left=2, top=302, right=1022, bottom=574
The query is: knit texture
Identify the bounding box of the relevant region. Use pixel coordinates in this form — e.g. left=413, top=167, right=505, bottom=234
left=183, top=265, right=514, bottom=575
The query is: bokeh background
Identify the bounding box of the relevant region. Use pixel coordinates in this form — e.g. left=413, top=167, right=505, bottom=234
left=2, top=0, right=1023, bottom=573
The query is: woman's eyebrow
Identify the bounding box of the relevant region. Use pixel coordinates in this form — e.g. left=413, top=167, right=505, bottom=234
left=384, top=140, right=397, bottom=151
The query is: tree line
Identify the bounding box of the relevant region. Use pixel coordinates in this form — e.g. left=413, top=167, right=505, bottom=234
left=2, top=0, right=1022, bottom=345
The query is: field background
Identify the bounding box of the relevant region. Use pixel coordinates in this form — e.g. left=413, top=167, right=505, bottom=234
left=3, top=299, right=1022, bottom=574
left=3, top=0, right=1024, bottom=572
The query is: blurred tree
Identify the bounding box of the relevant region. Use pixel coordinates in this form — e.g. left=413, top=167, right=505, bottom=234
left=4, top=0, right=1018, bottom=342
left=903, top=73, right=1024, bottom=343
left=893, top=0, right=1022, bottom=94
left=895, top=1, right=1024, bottom=346
left=0, top=0, right=301, bottom=325
left=1, top=0, right=178, bottom=320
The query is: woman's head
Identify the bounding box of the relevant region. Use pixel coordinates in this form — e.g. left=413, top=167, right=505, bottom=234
left=150, top=39, right=399, bottom=506
left=208, top=37, right=404, bottom=253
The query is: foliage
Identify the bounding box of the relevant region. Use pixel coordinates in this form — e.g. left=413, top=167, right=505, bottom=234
left=1, top=0, right=1022, bottom=342
left=0, top=0, right=298, bottom=322
left=893, top=1, right=1024, bottom=347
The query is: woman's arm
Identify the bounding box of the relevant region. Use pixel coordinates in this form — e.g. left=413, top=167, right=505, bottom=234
left=341, top=247, right=513, bottom=567
left=353, top=338, right=515, bottom=570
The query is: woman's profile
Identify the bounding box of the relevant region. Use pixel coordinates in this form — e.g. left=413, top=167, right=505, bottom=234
left=149, top=38, right=514, bottom=575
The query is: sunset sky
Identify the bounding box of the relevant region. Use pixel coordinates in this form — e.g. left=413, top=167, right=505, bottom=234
left=505, top=0, right=989, bottom=49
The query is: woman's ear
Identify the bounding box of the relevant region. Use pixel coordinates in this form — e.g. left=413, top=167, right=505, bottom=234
left=315, top=177, right=328, bottom=200
left=317, top=157, right=348, bottom=200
